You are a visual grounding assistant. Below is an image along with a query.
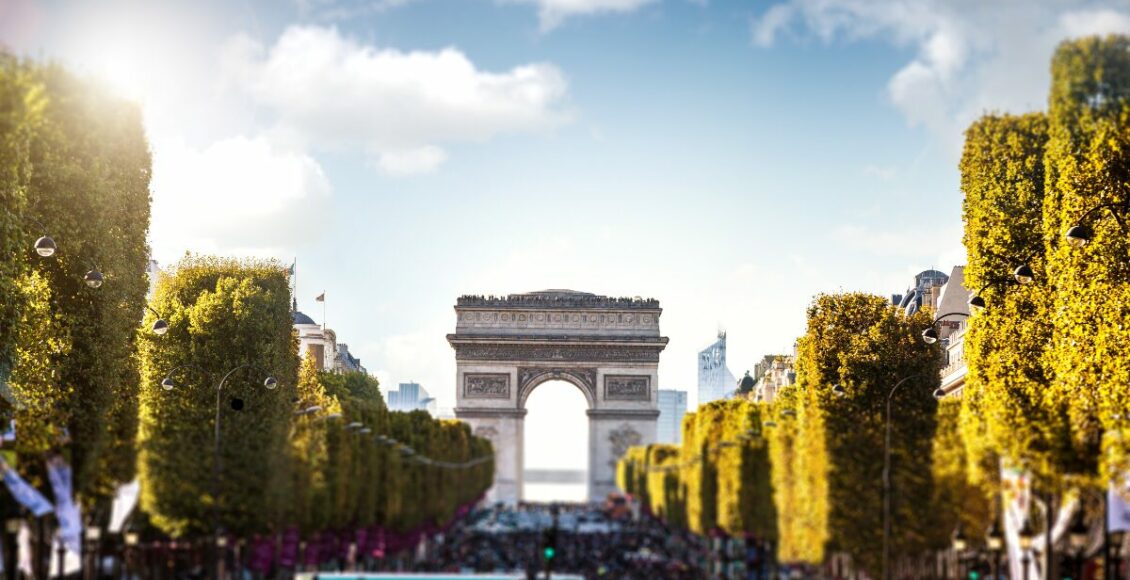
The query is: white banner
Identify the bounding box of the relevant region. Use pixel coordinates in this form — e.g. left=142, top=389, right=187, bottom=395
left=46, top=456, right=81, bottom=554
left=1110, top=477, right=1130, bottom=533
left=17, top=521, right=31, bottom=576
left=109, top=479, right=140, bottom=533
left=0, top=460, right=53, bottom=517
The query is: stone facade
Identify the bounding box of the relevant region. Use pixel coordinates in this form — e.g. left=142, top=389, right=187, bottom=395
left=449, top=290, right=667, bottom=503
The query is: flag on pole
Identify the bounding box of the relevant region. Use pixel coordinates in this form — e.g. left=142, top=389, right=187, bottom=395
left=108, top=480, right=140, bottom=533
left=315, top=292, right=325, bottom=302
left=0, top=460, right=53, bottom=516
left=47, top=456, right=82, bottom=553
left=288, top=260, right=296, bottom=276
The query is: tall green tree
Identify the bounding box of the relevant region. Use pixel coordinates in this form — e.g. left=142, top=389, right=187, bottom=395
left=1, top=56, right=151, bottom=501
left=786, top=292, right=941, bottom=573
left=958, top=112, right=1070, bottom=486
left=1042, top=35, right=1130, bottom=484
left=137, top=256, right=297, bottom=537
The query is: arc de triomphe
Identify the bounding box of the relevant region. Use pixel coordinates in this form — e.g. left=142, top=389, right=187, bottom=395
left=448, top=290, right=668, bottom=503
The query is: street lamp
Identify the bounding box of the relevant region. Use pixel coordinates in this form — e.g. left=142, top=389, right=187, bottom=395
left=986, top=518, right=1004, bottom=579
left=83, top=268, right=104, bottom=289
left=145, top=305, right=169, bottom=336
left=34, top=235, right=56, bottom=257
left=921, top=312, right=970, bottom=345
left=831, top=384, right=845, bottom=398
left=159, top=363, right=279, bottom=580
left=952, top=524, right=968, bottom=552
left=1063, top=200, right=1127, bottom=249
left=1013, top=264, right=1035, bottom=285
left=85, top=525, right=102, bottom=580
left=122, top=532, right=139, bottom=580
left=952, top=524, right=968, bottom=579
left=1069, top=512, right=1088, bottom=580
left=1066, top=224, right=1092, bottom=247
left=4, top=517, right=20, bottom=580
left=1019, top=520, right=1036, bottom=580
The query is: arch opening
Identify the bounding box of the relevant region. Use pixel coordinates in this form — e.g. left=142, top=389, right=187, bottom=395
left=522, top=379, right=590, bottom=503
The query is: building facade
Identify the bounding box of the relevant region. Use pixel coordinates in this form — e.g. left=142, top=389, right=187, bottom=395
left=697, top=332, right=736, bottom=405
left=934, top=266, right=970, bottom=397
left=751, top=355, right=796, bottom=403
left=891, top=269, right=950, bottom=316
left=656, top=389, right=688, bottom=444
left=293, top=307, right=368, bottom=375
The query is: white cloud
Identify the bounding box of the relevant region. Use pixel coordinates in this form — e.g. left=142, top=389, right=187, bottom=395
left=149, top=135, right=332, bottom=261
left=503, top=0, right=658, bottom=31
left=751, top=4, right=795, bottom=47
left=1061, top=9, right=1130, bottom=37
left=750, top=1, right=1130, bottom=157
left=220, top=25, right=571, bottom=174
left=294, top=0, right=417, bottom=21
left=376, top=146, right=449, bottom=176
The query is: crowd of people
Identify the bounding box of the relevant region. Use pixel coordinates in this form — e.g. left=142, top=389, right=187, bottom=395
left=393, top=502, right=720, bottom=579
left=102, top=501, right=771, bottom=578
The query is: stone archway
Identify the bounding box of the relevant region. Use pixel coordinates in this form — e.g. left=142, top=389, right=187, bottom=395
left=449, top=290, right=668, bottom=503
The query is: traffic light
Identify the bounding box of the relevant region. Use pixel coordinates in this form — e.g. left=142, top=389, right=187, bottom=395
left=542, top=528, right=557, bottom=562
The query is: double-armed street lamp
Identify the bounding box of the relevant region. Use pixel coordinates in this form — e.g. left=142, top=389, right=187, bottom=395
left=159, top=363, right=278, bottom=580
left=6, top=209, right=111, bottom=291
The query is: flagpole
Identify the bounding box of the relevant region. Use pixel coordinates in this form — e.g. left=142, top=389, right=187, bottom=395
left=322, top=291, right=326, bottom=332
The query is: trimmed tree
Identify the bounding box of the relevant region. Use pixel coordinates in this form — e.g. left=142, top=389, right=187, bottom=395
left=137, top=256, right=297, bottom=537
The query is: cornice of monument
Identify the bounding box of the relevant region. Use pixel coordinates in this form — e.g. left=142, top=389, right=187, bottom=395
left=456, top=290, right=661, bottom=311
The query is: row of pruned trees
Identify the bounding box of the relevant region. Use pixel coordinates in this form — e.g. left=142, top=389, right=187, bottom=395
left=618, top=34, right=1130, bottom=575
left=136, top=256, right=493, bottom=538
left=619, top=292, right=960, bottom=574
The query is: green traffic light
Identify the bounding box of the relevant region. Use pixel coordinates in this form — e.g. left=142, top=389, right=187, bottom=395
left=544, top=547, right=556, bottom=560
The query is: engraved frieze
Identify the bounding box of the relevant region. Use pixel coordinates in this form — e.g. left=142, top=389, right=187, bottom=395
left=604, top=375, right=651, bottom=401
left=454, top=344, right=664, bottom=363
left=463, top=373, right=510, bottom=399
left=473, top=426, right=499, bottom=441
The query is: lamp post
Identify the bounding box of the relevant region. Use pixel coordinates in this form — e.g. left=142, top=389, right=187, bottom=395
left=160, top=363, right=278, bottom=580
left=1111, top=530, right=1126, bottom=580
left=84, top=525, right=101, bottom=580
left=1069, top=512, right=1088, bottom=580
left=123, top=532, right=139, bottom=580
left=3, top=517, right=19, bottom=580
left=986, top=519, right=1003, bottom=580
left=953, top=525, right=968, bottom=579
left=1019, top=520, right=1035, bottom=580
left=875, top=373, right=926, bottom=580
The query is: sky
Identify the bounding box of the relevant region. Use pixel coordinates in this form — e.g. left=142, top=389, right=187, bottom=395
left=4, top=0, right=1130, bottom=486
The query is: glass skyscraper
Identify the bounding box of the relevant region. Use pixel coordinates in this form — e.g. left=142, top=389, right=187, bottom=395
left=697, top=332, right=736, bottom=405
